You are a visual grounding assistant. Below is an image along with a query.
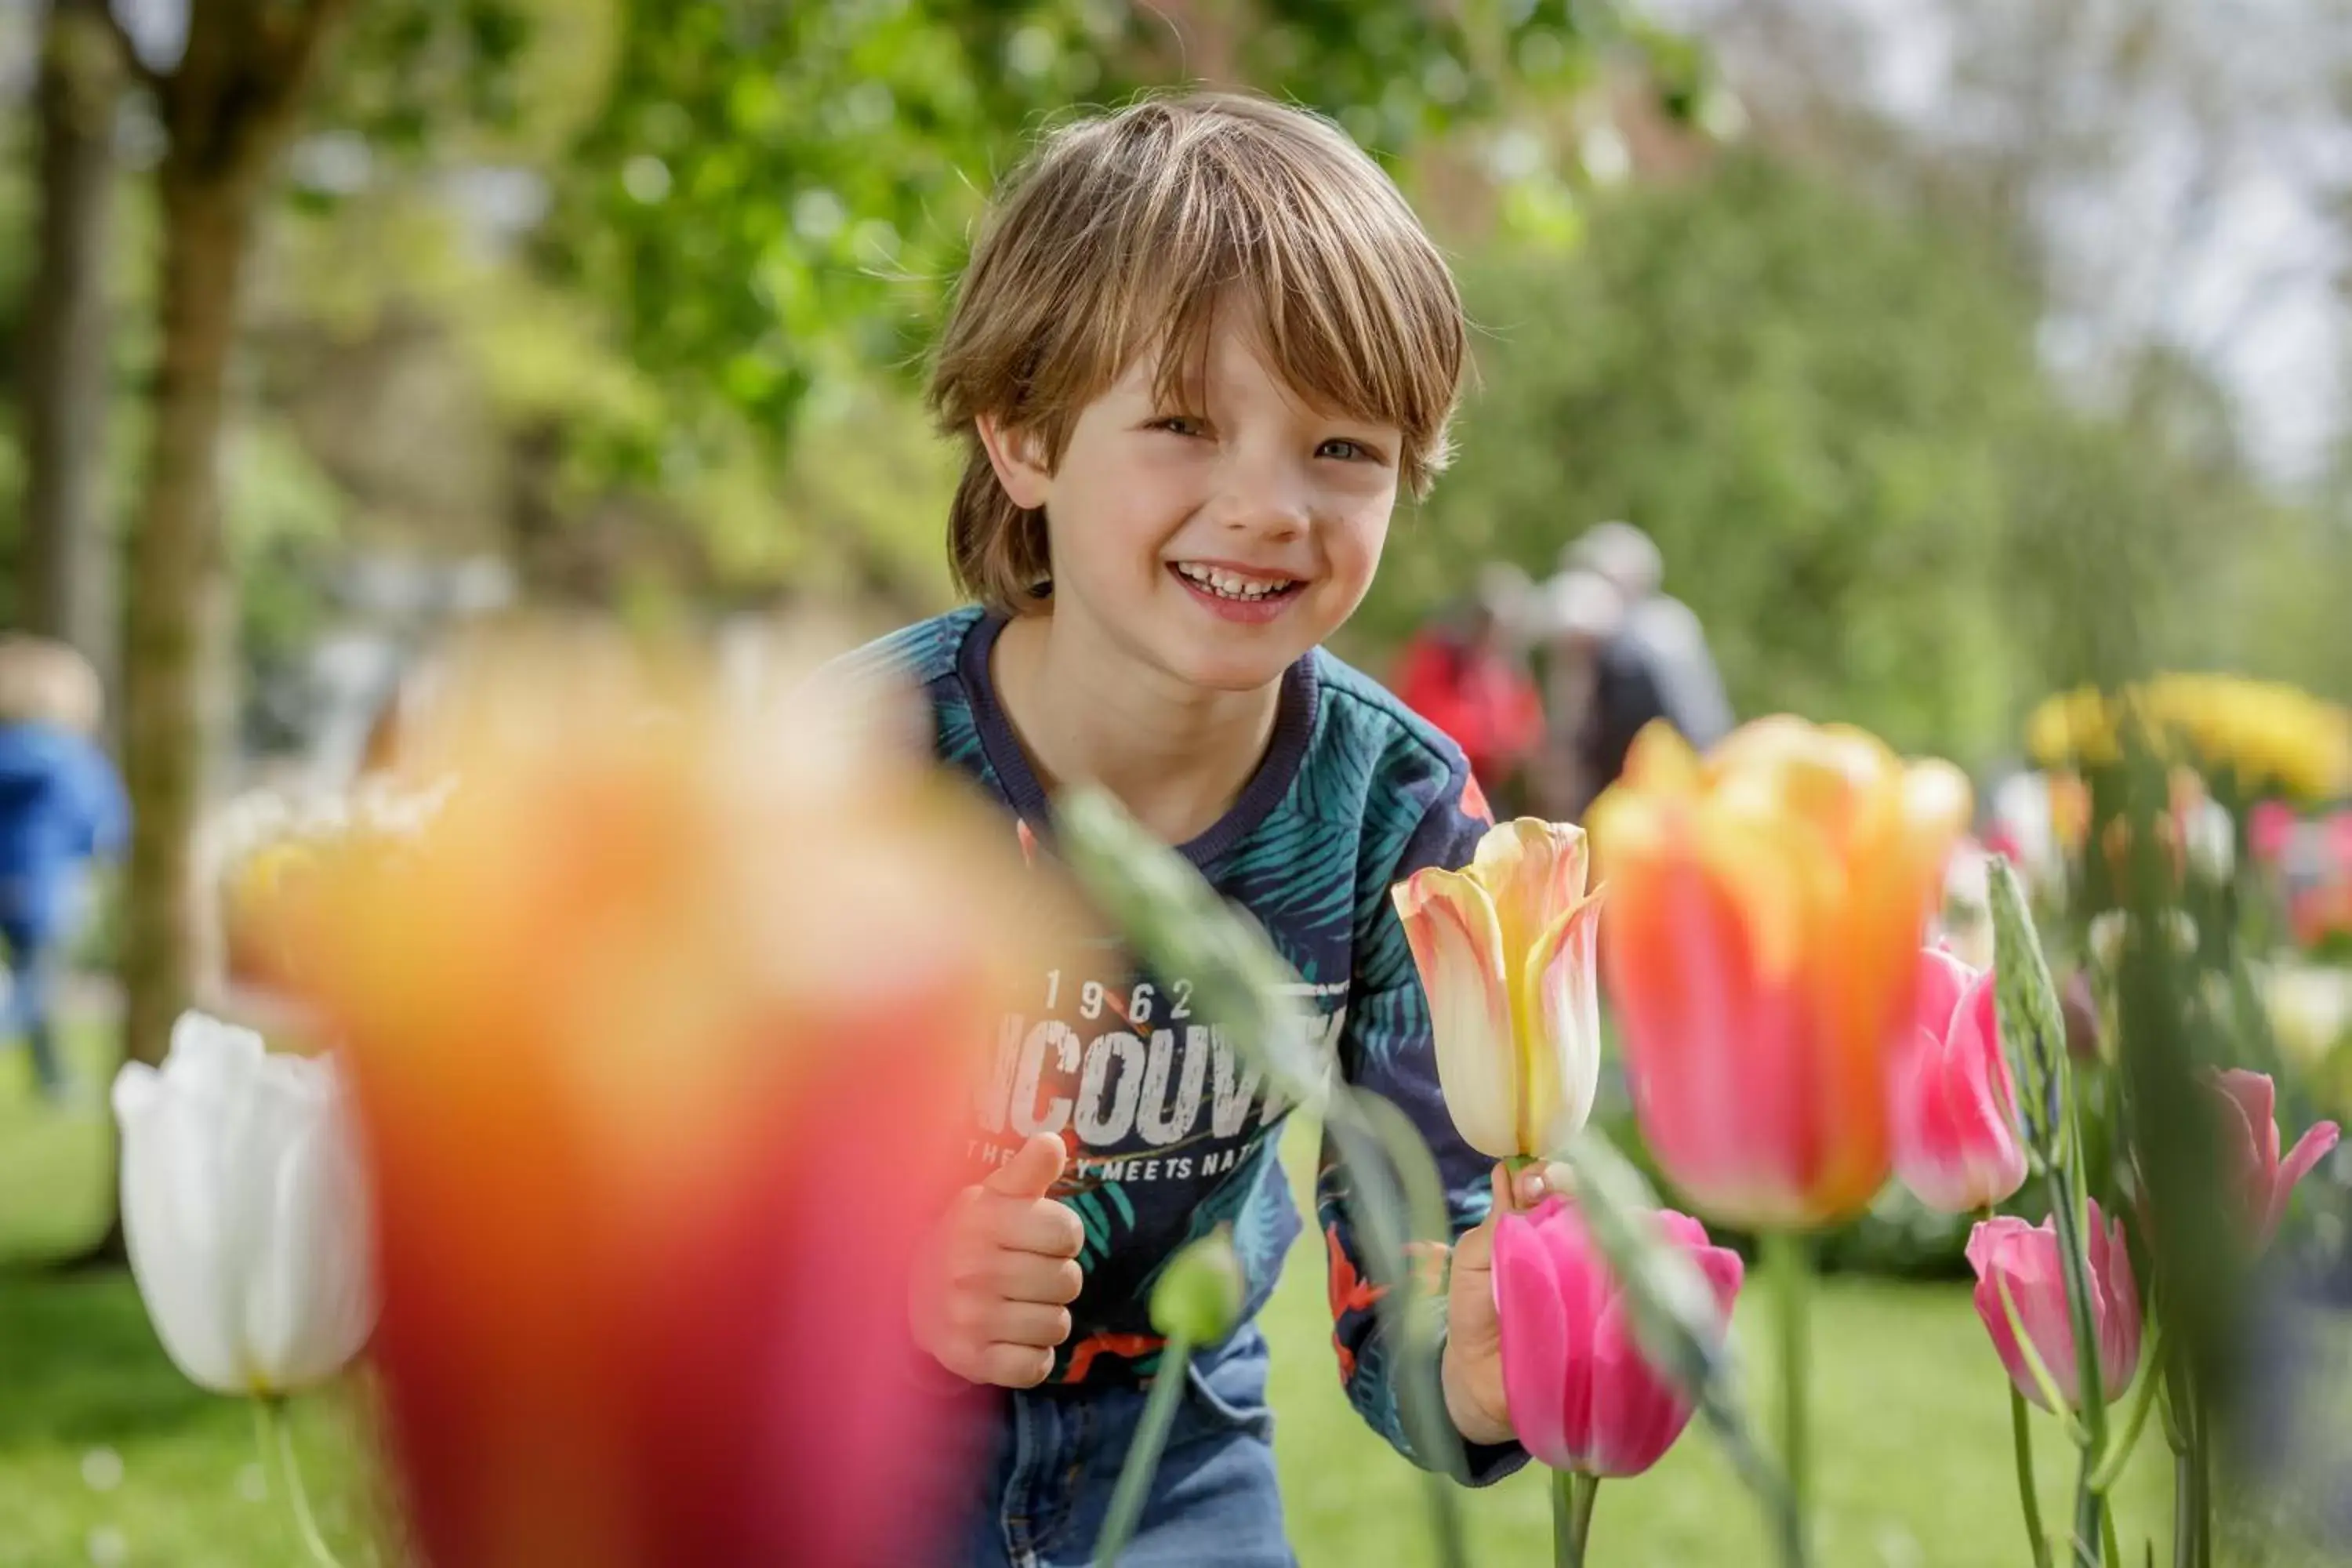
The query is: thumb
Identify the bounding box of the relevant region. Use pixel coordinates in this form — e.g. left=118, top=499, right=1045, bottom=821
left=1452, top=1166, right=1514, bottom=1276
left=984, top=1132, right=1067, bottom=1200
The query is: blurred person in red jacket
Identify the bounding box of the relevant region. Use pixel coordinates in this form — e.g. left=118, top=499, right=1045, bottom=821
left=1392, top=564, right=1545, bottom=813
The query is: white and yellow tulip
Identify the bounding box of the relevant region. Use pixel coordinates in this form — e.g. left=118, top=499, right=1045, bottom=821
left=1392, top=819, right=1604, bottom=1160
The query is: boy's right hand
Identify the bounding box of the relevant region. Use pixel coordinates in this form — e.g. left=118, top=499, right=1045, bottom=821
left=912, top=1132, right=1086, bottom=1388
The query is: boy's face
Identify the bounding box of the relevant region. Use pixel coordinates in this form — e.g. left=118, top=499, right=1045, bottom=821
left=984, top=314, right=1402, bottom=694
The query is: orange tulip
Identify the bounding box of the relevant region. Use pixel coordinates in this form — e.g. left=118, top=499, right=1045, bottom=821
left=1585, top=718, right=1973, bottom=1229
left=278, top=640, right=1059, bottom=1568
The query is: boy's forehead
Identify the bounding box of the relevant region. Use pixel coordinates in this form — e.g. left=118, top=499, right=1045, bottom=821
left=1110, top=312, right=1397, bottom=426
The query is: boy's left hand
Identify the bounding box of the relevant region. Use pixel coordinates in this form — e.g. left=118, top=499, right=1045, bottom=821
left=1439, top=1160, right=1559, bottom=1449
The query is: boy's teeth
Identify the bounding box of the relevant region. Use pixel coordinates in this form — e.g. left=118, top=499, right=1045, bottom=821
left=1177, top=563, right=1291, bottom=600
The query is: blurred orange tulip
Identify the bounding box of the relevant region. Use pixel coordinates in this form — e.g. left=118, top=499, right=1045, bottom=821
left=1585, top=718, right=1973, bottom=1229
left=278, top=637, right=1058, bottom=1568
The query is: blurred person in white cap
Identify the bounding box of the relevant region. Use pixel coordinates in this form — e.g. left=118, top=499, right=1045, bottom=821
left=0, top=635, right=129, bottom=1101
left=1554, top=521, right=1732, bottom=802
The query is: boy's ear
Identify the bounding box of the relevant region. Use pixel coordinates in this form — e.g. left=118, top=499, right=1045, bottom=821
left=976, top=416, right=1052, bottom=511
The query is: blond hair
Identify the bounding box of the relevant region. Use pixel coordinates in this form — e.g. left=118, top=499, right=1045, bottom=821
left=0, top=635, right=103, bottom=734
left=929, top=92, right=1468, bottom=615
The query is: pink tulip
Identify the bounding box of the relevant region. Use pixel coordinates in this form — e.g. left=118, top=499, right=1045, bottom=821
left=2248, top=800, right=2296, bottom=868
left=1966, top=1203, right=2141, bottom=1412
left=1889, top=948, right=2027, bottom=1213
left=2209, top=1069, right=2340, bottom=1251
left=1494, top=1196, right=1744, bottom=1477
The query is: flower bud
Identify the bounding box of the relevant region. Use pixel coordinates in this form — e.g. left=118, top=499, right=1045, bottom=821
left=1151, top=1229, right=1244, bottom=1345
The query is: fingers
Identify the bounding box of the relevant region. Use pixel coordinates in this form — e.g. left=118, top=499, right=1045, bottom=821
left=1452, top=1212, right=1493, bottom=1272
left=931, top=1291, right=1075, bottom=1389
left=992, top=1194, right=1085, bottom=1259
left=975, top=1343, right=1058, bottom=1389
left=977, top=1301, right=1073, bottom=1350
left=983, top=1132, right=1067, bottom=1200
left=1504, top=1159, right=1575, bottom=1210
left=960, top=1249, right=1084, bottom=1306
left=916, top=1138, right=1089, bottom=1390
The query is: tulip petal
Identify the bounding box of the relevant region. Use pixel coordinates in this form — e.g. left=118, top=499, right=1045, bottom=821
left=2090, top=1203, right=2142, bottom=1399
left=2267, top=1120, right=2342, bottom=1244
left=1603, top=806, right=1817, bottom=1227
left=1472, top=819, right=1590, bottom=973
left=1968, top=1218, right=2066, bottom=1410
left=1396, top=869, right=1519, bottom=1158
left=247, top=1060, right=376, bottom=1392
left=1585, top=1290, right=1690, bottom=1477
left=1581, top=1217, right=1737, bottom=1479
left=2212, top=1069, right=2282, bottom=1171
left=116, top=1022, right=270, bottom=1395
left=1494, top=1207, right=1577, bottom=1470
left=1916, top=947, right=1977, bottom=1042
left=1892, top=965, right=2027, bottom=1213
left=1524, top=891, right=1604, bottom=1155
left=1617, top=721, right=1701, bottom=793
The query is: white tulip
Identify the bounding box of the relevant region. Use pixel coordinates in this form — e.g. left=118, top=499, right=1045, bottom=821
left=113, top=1012, right=375, bottom=1396
left=2183, top=796, right=2234, bottom=883
left=1392, top=819, right=1604, bottom=1160
left=1990, top=771, right=2068, bottom=893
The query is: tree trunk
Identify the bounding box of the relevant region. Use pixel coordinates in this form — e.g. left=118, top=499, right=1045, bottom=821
left=120, top=158, right=260, bottom=1076
left=55, top=0, right=356, bottom=1273
left=20, top=0, right=122, bottom=671
left=115, top=0, right=358, bottom=1088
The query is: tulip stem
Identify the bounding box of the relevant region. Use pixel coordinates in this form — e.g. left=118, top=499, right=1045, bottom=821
left=1762, top=1229, right=1812, bottom=1567
left=1552, top=1470, right=1599, bottom=1567
left=255, top=1397, right=348, bottom=1568
left=1094, top=1330, right=1196, bottom=1568
left=2009, top=1384, right=2054, bottom=1568
left=2090, top=1318, right=2164, bottom=1494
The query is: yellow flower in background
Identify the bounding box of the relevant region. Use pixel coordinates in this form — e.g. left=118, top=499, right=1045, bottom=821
left=2025, top=674, right=2352, bottom=803
left=2026, top=687, right=2124, bottom=771
left=2262, top=962, right=2352, bottom=1073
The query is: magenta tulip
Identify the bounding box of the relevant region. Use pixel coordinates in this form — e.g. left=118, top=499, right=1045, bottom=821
left=1494, top=1196, right=1744, bottom=1477
left=2210, top=1069, right=2340, bottom=1252
left=1889, top=948, right=2028, bottom=1214
left=1966, top=1203, right=2141, bottom=1412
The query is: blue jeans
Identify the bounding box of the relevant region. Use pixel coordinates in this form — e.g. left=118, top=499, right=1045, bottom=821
left=0, top=916, right=64, bottom=1098
left=958, top=1327, right=1295, bottom=1568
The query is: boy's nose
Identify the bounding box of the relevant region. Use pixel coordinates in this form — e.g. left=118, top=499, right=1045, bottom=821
left=1211, top=459, right=1309, bottom=541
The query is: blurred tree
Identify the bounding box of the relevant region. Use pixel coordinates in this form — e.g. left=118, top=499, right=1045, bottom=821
left=1653, top=0, right=2352, bottom=702
left=1359, top=153, right=2271, bottom=767
left=17, top=0, right=126, bottom=680
left=114, top=0, right=363, bottom=1091
left=543, top=0, right=1648, bottom=449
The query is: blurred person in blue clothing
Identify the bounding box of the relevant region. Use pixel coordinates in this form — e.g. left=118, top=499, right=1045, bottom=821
left=0, top=635, right=129, bottom=1101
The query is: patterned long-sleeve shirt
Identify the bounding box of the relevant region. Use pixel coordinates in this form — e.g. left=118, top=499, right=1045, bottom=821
left=844, top=608, right=1527, bottom=1485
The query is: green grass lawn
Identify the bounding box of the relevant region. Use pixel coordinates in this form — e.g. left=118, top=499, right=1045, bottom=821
left=0, top=1020, right=2340, bottom=1566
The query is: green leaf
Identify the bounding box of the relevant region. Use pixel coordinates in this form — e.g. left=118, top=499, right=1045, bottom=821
left=1991, top=855, right=2071, bottom=1163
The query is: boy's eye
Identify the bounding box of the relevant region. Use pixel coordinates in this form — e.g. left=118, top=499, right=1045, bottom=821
left=1150, top=416, right=1208, bottom=437
left=1317, top=437, right=1385, bottom=463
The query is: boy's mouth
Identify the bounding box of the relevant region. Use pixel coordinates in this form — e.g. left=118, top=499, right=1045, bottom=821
left=1168, top=561, right=1303, bottom=604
